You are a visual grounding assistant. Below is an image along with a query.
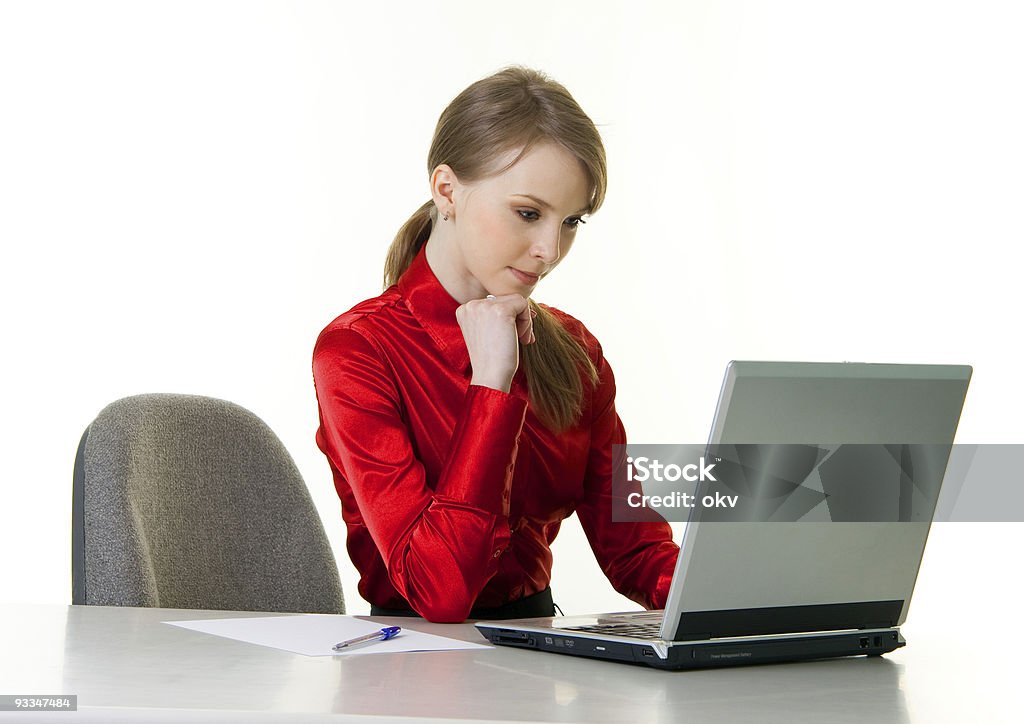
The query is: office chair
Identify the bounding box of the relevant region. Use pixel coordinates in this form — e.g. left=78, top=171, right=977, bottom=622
left=72, top=393, right=345, bottom=614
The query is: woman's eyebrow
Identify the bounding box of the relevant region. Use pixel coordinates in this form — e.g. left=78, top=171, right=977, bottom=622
left=512, top=193, right=590, bottom=216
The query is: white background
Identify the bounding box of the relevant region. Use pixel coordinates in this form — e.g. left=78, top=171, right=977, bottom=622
left=1, top=2, right=1021, bottom=715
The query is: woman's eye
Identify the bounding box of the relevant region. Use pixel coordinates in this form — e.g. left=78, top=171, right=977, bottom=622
left=517, top=209, right=587, bottom=229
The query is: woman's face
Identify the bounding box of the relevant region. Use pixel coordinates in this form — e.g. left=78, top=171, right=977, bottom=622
left=431, top=141, right=592, bottom=302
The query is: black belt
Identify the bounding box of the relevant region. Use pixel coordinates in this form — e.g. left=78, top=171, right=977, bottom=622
left=371, top=587, right=555, bottom=620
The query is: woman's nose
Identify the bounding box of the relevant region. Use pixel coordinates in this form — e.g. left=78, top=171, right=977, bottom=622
left=531, top=230, right=561, bottom=265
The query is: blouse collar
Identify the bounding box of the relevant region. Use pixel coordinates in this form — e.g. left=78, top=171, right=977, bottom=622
left=397, top=243, right=471, bottom=373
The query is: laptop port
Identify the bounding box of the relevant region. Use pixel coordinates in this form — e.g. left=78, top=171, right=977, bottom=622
left=642, top=648, right=655, bottom=658
left=859, top=637, right=869, bottom=649
left=873, top=636, right=882, bottom=647
left=493, top=631, right=533, bottom=646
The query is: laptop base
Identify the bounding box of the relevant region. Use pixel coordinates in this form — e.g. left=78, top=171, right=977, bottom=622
left=475, top=622, right=905, bottom=670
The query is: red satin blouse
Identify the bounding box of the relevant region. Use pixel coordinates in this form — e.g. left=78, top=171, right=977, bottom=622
left=313, top=245, right=679, bottom=623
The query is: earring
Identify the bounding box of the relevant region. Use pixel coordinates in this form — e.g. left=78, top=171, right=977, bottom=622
left=443, top=211, right=450, bottom=221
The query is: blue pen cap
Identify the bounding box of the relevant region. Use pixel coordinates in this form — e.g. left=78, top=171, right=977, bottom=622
left=380, top=626, right=401, bottom=640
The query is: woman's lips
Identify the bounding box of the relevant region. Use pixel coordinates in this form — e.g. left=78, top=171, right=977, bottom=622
left=509, top=267, right=540, bottom=285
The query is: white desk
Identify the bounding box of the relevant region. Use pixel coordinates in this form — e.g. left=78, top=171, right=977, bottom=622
left=0, top=603, right=1016, bottom=723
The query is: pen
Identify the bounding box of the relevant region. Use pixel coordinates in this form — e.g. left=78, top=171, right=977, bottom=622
left=332, top=626, right=402, bottom=651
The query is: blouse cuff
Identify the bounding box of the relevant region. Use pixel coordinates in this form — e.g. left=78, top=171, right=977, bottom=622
left=652, top=560, right=677, bottom=610
left=434, top=385, right=528, bottom=516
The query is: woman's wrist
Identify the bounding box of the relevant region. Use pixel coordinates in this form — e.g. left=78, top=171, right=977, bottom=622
left=470, top=373, right=513, bottom=394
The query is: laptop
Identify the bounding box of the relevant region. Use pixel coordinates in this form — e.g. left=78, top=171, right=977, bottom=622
left=476, top=361, right=972, bottom=669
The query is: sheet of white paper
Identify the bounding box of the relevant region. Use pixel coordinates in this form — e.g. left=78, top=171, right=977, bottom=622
left=165, top=615, right=490, bottom=657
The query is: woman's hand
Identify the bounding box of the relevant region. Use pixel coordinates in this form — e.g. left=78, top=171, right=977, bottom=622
left=456, top=294, right=537, bottom=393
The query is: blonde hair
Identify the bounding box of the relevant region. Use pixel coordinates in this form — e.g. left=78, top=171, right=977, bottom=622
left=384, top=66, right=606, bottom=431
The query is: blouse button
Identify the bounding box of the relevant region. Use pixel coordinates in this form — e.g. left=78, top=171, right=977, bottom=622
left=493, top=548, right=502, bottom=558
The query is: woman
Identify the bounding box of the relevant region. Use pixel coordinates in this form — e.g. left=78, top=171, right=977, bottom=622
left=313, top=66, right=679, bottom=623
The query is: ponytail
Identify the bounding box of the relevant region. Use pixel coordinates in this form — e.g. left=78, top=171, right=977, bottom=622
left=384, top=200, right=435, bottom=289
left=521, top=305, right=599, bottom=432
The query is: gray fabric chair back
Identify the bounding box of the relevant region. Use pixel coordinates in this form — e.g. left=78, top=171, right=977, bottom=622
left=72, top=394, right=344, bottom=614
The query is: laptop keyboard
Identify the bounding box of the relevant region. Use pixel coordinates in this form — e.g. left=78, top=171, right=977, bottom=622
left=562, top=621, right=663, bottom=639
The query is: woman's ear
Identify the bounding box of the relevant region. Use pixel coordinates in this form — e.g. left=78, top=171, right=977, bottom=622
left=430, top=164, right=459, bottom=216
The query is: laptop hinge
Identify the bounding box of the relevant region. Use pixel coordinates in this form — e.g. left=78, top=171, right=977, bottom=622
left=668, top=600, right=905, bottom=640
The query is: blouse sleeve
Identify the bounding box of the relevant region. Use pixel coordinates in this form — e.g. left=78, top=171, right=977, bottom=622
left=574, top=342, right=679, bottom=610
left=313, top=325, right=527, bottom=622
